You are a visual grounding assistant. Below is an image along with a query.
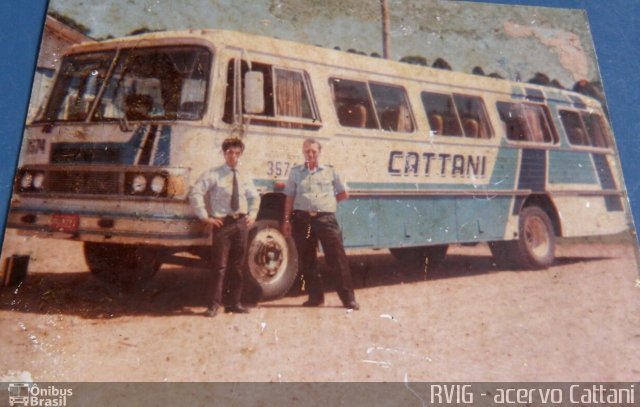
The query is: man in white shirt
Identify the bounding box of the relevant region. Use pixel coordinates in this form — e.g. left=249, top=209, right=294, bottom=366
left=282, top=138, right=359, bottom=310
left=189, top=137, right=260, bottom=317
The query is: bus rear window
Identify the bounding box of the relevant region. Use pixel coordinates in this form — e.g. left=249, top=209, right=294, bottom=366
left=584, top=113, right=611, bottom=148
left=560, top=110, right=611, bottom=148
left=497, top=101, right=557, bottom=143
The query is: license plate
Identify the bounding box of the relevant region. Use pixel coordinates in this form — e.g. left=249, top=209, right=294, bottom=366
left=50, top=214, right=79, bottom=233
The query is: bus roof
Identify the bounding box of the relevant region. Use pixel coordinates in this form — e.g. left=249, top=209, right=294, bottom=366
left=64, top=28, right=603, bottom=109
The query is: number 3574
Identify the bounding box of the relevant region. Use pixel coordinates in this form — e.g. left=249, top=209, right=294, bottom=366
left=266, top=161, right=291, bottom=177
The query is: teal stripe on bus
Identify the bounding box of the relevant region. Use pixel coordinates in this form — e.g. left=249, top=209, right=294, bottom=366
left=346, top=182, right=487, bottom=191
left=337, top=195, right=511, bottom=248
left=548, top=150, right=598, bottom=184
left=153, top=125, right=172, bottom=166
left=489, top=146, right=518, bottom=189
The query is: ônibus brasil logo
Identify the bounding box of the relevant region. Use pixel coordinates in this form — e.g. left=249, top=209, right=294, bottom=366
left=7, top=383, right=73, bottom=406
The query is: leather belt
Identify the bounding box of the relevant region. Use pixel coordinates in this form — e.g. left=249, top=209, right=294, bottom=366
left=293, top=210, right=331, bottom=218
left=221, top=213, right=246, bottom=224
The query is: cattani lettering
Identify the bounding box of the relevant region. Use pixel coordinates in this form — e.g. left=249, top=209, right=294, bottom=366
left=388, top=150, right=487, bottom=178
left=570, top=384, right=635, bottom=404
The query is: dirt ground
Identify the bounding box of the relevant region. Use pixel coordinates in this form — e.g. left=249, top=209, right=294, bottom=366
left=0, top=230, right=639, bottom=382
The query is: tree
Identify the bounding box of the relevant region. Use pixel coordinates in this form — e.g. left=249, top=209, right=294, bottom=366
left=128, top=27, right=164, bottom=36
left=432, top=58, right=452, bottom=70
left=48, top=10, right=91, bottom=36
left=399, top=56, right=428, bottom=66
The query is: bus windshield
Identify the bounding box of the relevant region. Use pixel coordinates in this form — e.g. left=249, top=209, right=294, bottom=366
left=41, top=46, right=212, bottom=123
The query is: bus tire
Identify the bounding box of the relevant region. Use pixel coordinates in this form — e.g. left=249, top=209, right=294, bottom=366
left=84, top=242, right=161, bottom=285
left=245, top=219, right=298, bottom=301
left=516, top=206, right=556, bottom=269
left=499, top=206, right=556, bottom=270
left=389, top=245, right=448, bottom=269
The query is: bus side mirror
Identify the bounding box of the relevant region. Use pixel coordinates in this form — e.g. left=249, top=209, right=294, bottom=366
left=243, top=71, right=265, bottom=114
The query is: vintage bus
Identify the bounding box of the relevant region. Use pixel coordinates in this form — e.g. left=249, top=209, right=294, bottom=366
left=4, top=29, right=628, bottom=299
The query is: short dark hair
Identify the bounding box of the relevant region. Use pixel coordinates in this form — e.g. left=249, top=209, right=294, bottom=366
left=222, top=137, right=245, bottom=152
left=303, top=138, right=321, bottom=151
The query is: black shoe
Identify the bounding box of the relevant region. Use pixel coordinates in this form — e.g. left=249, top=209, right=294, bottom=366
left=204, top=305, right=219, bottom=317
left=343, top=300, right=360, bottom=310
left=302, top=298, right=325, bottom=307
left=224, top=304, right=250, bottom=314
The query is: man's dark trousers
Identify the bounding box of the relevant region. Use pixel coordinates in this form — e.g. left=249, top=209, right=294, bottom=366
left=291, top=212, right=354, bottom=304
left=209, top=219, right=248, bottom=307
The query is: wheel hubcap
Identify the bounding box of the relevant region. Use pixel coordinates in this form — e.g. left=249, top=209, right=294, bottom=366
left=524, top=216, right=550, bottom=258
left=248, top=227, right=288, bottom=283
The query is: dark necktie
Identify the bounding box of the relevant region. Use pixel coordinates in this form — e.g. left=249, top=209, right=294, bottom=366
left=230, top=169, right=239, bottom=211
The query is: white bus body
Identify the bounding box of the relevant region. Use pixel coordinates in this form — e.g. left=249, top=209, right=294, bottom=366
left=5, top=30, right=628, bottom=299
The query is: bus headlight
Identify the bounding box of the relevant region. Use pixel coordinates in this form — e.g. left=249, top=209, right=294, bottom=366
left=150, top=175, right=167, bottom=194
left=20, top=172, right=33, bottom=189
left=131, top=174, right=147, bottom=193
left=33, top=172, right=45, bottom=190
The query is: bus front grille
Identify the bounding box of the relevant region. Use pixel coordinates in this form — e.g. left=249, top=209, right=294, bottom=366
left=48, top=171, right=121, bottom=195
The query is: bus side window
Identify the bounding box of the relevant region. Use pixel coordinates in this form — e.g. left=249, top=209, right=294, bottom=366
left=496, top=101, right=554, bottom=144
left=523, top=104, right=557, bottom=143
left=421, top=91, right=462, bottom=137
left=462, top=118, right=479, bottom=138
left=369, top=83, right=414, bottom=132
left=453, top=94, right=493, bottom=139
left=497, top=101, right=528, bottom=141
left=223, top=59, right=320, bottom=129
left=560, top=110, right=589, bottom=146
left=274, top=68, right=316, bottom=121
left=428, top=113, right=444, bottom=135
left=330, top=78, right=377, bottom=129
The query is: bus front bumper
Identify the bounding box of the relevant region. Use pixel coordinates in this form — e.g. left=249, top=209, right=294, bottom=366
left=6, top=207, right=211, bottom=247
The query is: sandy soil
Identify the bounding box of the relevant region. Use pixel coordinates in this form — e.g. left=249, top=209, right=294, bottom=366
left=0, top=231, right=639, bottom=382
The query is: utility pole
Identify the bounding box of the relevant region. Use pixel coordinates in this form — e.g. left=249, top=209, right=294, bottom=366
left=381, top=0, right=391, bottom=59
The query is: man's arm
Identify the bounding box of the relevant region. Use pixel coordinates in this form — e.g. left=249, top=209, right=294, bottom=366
left=189, top=172, right=213, bottom=221
left=333, top=168, right=349, bottom=202
left=281, top=168, right=297, bottom=237
left=244, top=177, right=261, bottom=228
left=189, top=170, right=222, bottom=227
left=336, top=191, right=349, bottom=202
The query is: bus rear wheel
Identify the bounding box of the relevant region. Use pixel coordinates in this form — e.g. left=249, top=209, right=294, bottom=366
left=389, top=244, right=448, bottom=270
left=245, top=220, right=298, bottom=301
left=84, top=242, right=161, bottom=285
left=492, top=206, right=556, bottom=269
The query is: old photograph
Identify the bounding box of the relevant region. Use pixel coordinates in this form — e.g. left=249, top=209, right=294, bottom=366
left=1, top=0, right=638, bottom=382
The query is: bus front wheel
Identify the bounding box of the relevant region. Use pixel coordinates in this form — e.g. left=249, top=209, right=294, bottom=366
left=84, top=242, right=161, bottom=285
left=245, top=220, right=298, bottom=301
left=491, top=206, right=556, bottom=269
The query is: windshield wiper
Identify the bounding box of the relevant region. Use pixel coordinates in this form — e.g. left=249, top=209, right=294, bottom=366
left=85, top=48, right=121, bottom=124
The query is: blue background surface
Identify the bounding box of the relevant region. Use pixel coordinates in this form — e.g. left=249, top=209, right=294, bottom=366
left=0, top=0, right=638, bottom=240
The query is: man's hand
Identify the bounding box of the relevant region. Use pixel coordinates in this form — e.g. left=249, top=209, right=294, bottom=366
left=281, top=221, right=292, bottom=237
left=203, top=217, right=224, bottom=228
left=244, top=215, right=256, bottom=228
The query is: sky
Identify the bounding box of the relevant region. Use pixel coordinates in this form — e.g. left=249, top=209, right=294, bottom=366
left=47, top=0, right=600, bottom=89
